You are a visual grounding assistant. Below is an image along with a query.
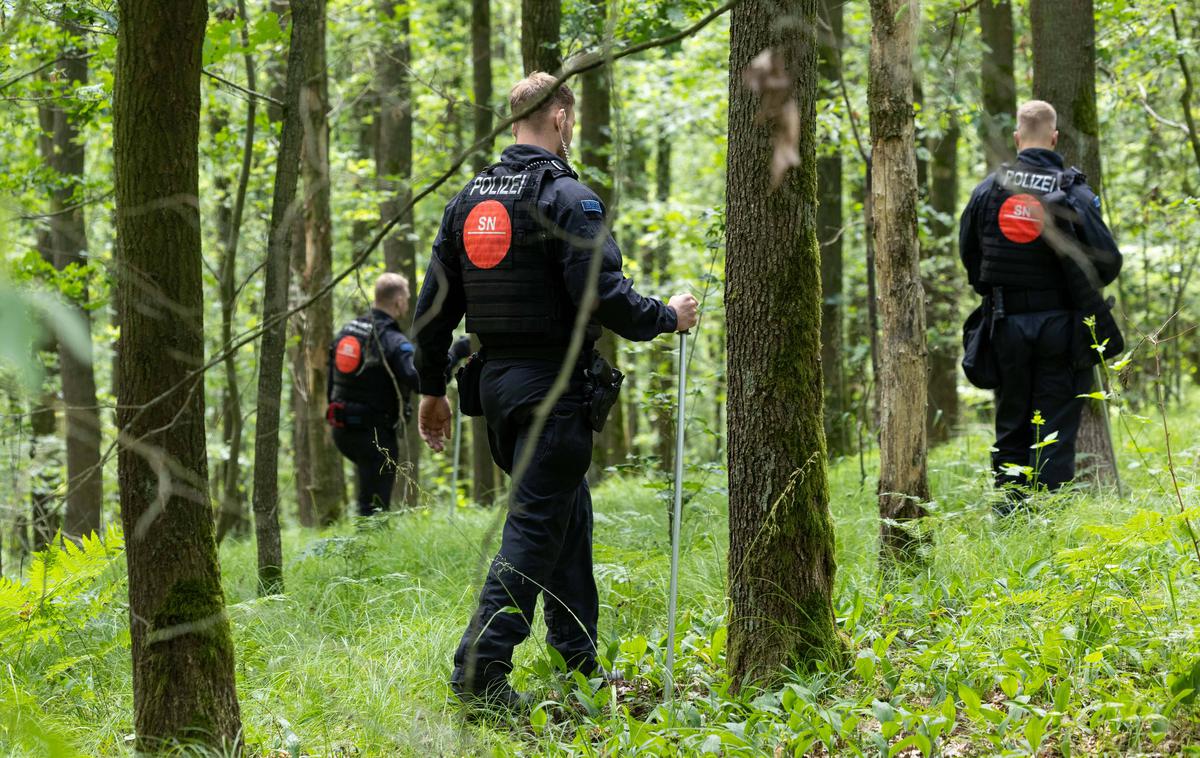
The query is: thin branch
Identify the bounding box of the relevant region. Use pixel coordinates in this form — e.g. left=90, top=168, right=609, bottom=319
left=202, top=67, right=283, bottom=107
left=0, top=52, right=94, bottom=93
left=1170, top=8, right=1200, bottom=178
left=1135, top=82, right=1188, bottom=132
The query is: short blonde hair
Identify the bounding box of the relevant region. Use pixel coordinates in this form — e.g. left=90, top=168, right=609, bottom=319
left=1017, top=100, right=1057, bottom=142
left=509, top=72, right=574, bottom=121
left=374, top=272, right=409, bottom=306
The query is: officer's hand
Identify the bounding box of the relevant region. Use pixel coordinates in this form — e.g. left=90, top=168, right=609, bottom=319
left=668, top=293, right=699, bottom=333
left=418, top=395, right=453, bottom=452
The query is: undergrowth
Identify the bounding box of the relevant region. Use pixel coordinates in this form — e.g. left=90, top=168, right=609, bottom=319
left=3, top=392, right=1200, bottom=756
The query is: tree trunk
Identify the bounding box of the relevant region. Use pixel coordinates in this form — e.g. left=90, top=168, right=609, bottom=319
left=521, top=0, right=561, bottom=74
left=113, top=0, right=242, bottom=748
left=296, top=0, right=345, bottom=524
left=252, top=0, right=316, bottom=594
left=215, top=0, right=257, bottom=544
left=39, top=30, right=103, bottom=542
left=653, top=133, right=675, bottom=471
left=378, top=0, right=420, bottom=506
left=926, top=114, right=960, bottom=443
left=1031, top=0, right=1116, bottom=485
left=725, top=0, right=840, bottom=688
left=817, top=0, right=848, bottom=458
left=30, top=382, right=60, bottom=553
left=980, top=0, right=1016, bottom=169
left=869, top=0, right=930, bottom=564
left=470, top=4, right=498, bottom=506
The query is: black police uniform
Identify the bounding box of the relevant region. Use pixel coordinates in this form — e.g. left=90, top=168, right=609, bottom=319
left=959, top=147, right=1122, bottom=492
left=412, top=143, right=678, bottom=697
left=326, top=308, right=421, bottom=516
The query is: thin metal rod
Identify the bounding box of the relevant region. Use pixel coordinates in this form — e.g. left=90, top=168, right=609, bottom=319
left=451, top=402, right=463, bottom=510
left=665, top=331, right=688, bottom=713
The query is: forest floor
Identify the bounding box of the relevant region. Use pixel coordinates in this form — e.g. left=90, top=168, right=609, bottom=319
left=5, top=393, right=1200, bottom=756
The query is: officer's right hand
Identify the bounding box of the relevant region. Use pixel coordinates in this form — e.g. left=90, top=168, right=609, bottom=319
left=668, top=293, right=699, bottom=333
left=418, top=394, right=453, bottom=452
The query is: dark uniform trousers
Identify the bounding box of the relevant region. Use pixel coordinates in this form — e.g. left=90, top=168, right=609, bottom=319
left=991, top=308, right=1093, bottom=490
left=331, top=423, right=399, bottom=516
left=451, top=360, right=599, bottom=690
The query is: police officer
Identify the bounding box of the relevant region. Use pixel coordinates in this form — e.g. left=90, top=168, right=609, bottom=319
left=959, top=100, right=1122, bottom=508
left=411, top=72, right=698, bottom=707
left=326, top=273, right=423, bottom=516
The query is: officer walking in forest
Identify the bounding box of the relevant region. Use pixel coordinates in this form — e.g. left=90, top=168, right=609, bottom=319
left=411, top=72, right=698, bottom=709
left=326, top=273, right=427, bottom=517
left=959, top=100, right=1123, bottom=511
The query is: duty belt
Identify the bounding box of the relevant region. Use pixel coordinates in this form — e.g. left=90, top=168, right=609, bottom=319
left=992, top=287, right=1070, bottom=316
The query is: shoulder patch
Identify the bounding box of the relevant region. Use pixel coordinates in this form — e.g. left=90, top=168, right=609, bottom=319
left=580, top=198, right=604, bottom=218
left=398, top=340, right=415, bottom=354
left=1092, top=194, right=1102, bottom=209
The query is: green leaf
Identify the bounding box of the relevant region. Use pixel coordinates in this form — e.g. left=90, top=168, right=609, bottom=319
left=958, top=683, right=981, bottom=712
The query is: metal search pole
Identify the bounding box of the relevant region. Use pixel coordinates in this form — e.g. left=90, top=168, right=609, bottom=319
left=665, top=331, right=688, bottom=713
left=451, top=400, right=463, bottom=510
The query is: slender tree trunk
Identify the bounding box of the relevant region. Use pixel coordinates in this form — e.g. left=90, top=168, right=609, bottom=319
left=980, top=0, right=1016, bottom=169
left=113, top=0, right=242, bottom=747
left=817, top=0, right=848, bottom=457
left=215, top=0, right=257, bottom=543
left=471, top=0, right=498, bottom=506
left=521, top=0, right=562, bottom=74
left=296, top=0, right=345, bottom=524
left=926, top=115, right=960, bottom=443
left=253, top=0, right=315, bottom=594
left=726, top=0, right=840, bottom=688
left=653, top=133, right=675, bottom=471
left=30, top=379, right=60, bottom=553
left=378, top=0, right=420, bottom=506
left=869, top=0, right=930, bottom=564
left=1031, top=0, right=1117, bottom=485
left=39, top=30, right=103, bottom=542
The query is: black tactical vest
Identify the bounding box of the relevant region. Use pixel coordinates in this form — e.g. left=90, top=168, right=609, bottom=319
left=329, top=314, right=405, bottom=419
left=978, top=160, right=1074, bottom=289
left=452, top=159, right=579, bottom=350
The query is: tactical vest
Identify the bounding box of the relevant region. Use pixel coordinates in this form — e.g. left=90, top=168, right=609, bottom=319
left=978, top=160, right=1076, bottom=289
left=452, top=159, right=580, bottom=350
left=329, top=314, right=404, bottom=419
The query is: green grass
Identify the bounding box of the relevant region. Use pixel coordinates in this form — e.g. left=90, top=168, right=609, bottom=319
left=4, top=393, right=1200, bottom=755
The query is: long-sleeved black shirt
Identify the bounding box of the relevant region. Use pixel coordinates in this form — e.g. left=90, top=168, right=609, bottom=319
left=326, top=308, right=420, bottom=420
left=411, top=143, right=677, bottom=396
left=959, top=147, right=1122, bottom=295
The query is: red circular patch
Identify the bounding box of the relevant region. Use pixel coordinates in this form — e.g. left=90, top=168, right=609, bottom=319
left=998, top=194, right=1045, bottom=244
left=464, top=200, right=512, bottom=269
left=334, top=335, right=362, bottom=374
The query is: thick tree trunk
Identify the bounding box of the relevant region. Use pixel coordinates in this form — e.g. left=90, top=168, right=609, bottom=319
left=521, top=0, right=561, bottom=74
left=869, top=0, right=930, bottom=564
left=926, top=115, right=960, bottom=443
left=252, top=0, right=315, bottom=594
left=725, top=0, right=840, bottom=688
left=980, top=0, right=1016, bottom=169
left=112, top=0, right=242, bottom=748
left=215, top=0, right=257, bottom=544
left=39, top=33, right=103, bottom=542
left=378, top=0, right=420, bottom=506
left=817, top=0, right=848, bottom=457
left=1031, top=0, right=1117, bottom=485
left=470, top=5, right=498, bottom=505
left=296, top=0, right=345, bottom=524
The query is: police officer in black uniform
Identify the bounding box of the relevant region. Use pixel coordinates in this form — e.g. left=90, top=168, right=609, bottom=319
left=411, top=72, right=698, bottom=707
left=327, top=273, right=423, bottom=516
left=960, top=100, right=1122, bottom=506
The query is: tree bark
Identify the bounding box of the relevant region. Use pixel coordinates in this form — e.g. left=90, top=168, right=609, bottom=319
left=113, top=0, right=242, bottom=748
left=926, top=114, right=960, bottom=443
left=1031, top=0, right=1117, bottom=485
left=252, top=0, right=316, bottom=594
left=817, top=0, right=848, bottom=457
left=726, top=0, right=840, bottom=688
left=378, top=0, right=420, bottom=506
left=214, top=0, right=257, bottom=544
left=521, top=0, right=561, bottom=74
left=653, top=133, right=675, bottom=471
left=471, top=2, right=498, bottom=506
left=980, top=0, right=1016, bottom=169
left=296, top=0, right=345, bottom=524
left=39, top=28, right=103, bottom=542
left=869, top=0, right=930, bottom=564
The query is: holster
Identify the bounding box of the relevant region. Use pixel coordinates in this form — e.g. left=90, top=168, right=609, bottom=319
left=455, top=352, right=485, bottom=417
left=584, top=350, right=624, bottom=433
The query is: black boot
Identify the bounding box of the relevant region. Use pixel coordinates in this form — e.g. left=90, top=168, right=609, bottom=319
left=450, top=677, right=531, bottom=712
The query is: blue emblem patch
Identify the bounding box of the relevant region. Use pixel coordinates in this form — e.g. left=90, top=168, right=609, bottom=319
left=580, top=199, right=604, bottom=218
left=1092, top=194, right=1101, bottom=209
